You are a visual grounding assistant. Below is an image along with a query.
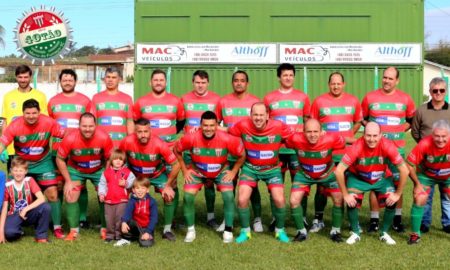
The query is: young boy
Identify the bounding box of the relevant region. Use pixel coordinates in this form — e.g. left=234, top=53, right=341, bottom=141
left=0, top=157, right=51, bottom=243
left=115, top=176, right=158, bottom=247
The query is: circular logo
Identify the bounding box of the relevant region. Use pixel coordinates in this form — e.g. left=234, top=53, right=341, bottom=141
left=15, top=6, right=73, bottom=65
left=19, top=136, right=27, bottom=143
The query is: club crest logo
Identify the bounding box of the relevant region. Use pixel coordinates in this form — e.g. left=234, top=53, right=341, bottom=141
left=359, top=158, right=365, bottom=165
left=379, top=157, right=384, bottom=164
left=75, top=105, right=82, bottom=112
left=38, top=132, right=46, bottom=140
left=19, top=136, right=27, bottom=143
left=293, top=100, right=300, bottom=108
left=297, top=150, right=305, bottom=157
left=226, top=108, right=233, bottom=116
left=427, top=155, right=434, bottom=163
left=74, top=149, right=81, bottom=156
left=55, top=104, right=61, bottom=112
left=395, top=103, right=403, bottom=111
left=372, top=103, right=380, bottom=110
left=119, top=103, right=126, bottom=110
left=215, top=149, right=223, bottom=156
left=187, top=104, right=194, bottom=110
left=323, top=108, right=331, bottom=115
left=271, top=102, right=279, bottom=109
left=268, top=136, right=275, bottom=143
left=98, top=103, right=106, bottom=110
left=144, top=106, right=152, bottom=113
left=207, top=104, right=214, bottom=111
left=93, top=148, right=101, bottom=155
left=345, top=107, right=352, bottom=114
left=129, top=152, right=136, bottom=159
left=149, top=154, right=157, bottom=161
left=167, top=105, right=174, bottom=112
left=245, top=135, right=253, bottom=142
left=320, top=150, right=328, bottom=158
left=193, top=148, right=201, bottom=155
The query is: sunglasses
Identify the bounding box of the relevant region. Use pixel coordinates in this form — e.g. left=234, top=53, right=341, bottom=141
left=431, top=88, right=446, bottom=94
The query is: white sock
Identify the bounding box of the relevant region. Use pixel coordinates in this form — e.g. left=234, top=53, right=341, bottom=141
left=370, top=211, right=379, bottom=219
left=330, top=227, right=341, bottom=235
left=187, top=225, right=195, bottom=232
left=298, top=228, right=307, bottom=234
left=395, top=208, right=402, bottom=216
left=207, top=213, right=215, bottom=221
left=163, top=224, right=172, bottom=233
left=54, top=225, right=61, bottom=230
left=253, top=217, right=262, bottom=223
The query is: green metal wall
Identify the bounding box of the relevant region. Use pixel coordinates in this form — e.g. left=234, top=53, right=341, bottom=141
left=135, top=0, right=424, bottom=105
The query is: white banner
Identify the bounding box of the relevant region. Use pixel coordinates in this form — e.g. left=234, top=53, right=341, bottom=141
left=279, top=43, right=422, bottom=64
left=136, top=43, right=277, bottom=64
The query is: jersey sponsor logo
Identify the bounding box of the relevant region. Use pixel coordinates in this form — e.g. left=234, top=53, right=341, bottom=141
left=247, top=150, right=274, bottom=159
left=325, top=122, right=351, bottom=131
left=19, top=136, right=27, bottom=143
left=100, top=116, right=124, bottom=126
left=132, top=165, right=156, bottom=174
left=429, top=168, right=450, bottom=176
left=14, top=199, right=28, bottom=213
left=188, top=118, right=200, bottom=127
left=11, top=101, right=17, bottom=109
left=267, top=176, right=280, bottom=184
left=359, top=170, right=384, bottom=180
left=274, top=115, right=298, bottom=125
left=78, top=160, right=101, bottom=169
left=20, top=147, right=44, bottom=155
left=195, top=162, right=221, bottom=173
left=150, top=119, right=172, bottom=129
left=58, top=118, right=79, bottom=128
left=374, top=116, right=401, bottom=126
left=302, top=164, right=327, bottom=173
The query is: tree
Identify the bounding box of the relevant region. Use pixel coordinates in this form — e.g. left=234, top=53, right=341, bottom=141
left=98, top=47, right=114, bottom=54
left=68, top=45, right=98, bottom=57
left=425, top=40, right=450, bottom=67
left=0, top=25, right=5, bottom=49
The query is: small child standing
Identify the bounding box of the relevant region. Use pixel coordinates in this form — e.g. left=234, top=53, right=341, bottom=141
left=98, top=149, right=136, bottom=243
left=0, top=157, right=51, bottom=243
left=115, top=176, right=158, bottom=247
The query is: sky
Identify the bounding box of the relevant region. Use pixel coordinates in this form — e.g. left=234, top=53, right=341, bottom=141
left=0, top=0, right=449, bottom=57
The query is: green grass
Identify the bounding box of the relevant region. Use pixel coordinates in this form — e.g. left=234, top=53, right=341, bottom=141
left=0, top=134, right=449, bottom=270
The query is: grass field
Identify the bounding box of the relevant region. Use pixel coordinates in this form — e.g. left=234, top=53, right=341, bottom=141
left=0, top=134, right=449, bottom=270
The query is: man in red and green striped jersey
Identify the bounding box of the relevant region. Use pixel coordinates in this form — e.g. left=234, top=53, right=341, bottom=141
left=309, top=72, right=362, bottom=233
left=361, top=66, right=416, bottom=233
left=0, top=99, right=64, bottom=240
left=119, top=118, right=180, bottom=241
left=181, top=70, right=221, bottom=229
left=229, top=102, right=294, bottom=243
left=48, top=69, right=92, bottom=236
left=406, top=120, right=450, bottom=244
left=335, top=122, right=409, bottom=245
left=217, top=70, right=263, bottom=233
left=174, top=111, right=245, bottom=243
left=56, top=112, right=114, bottom=241
left=285, top=119, right=347, bottom=243
left=92, top=67, right=134, bottom=148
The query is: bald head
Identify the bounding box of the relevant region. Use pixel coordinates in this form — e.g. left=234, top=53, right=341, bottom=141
left=364, top=122, right=382, bottom=149
left=304, top=118, right=322, bottom=144
left=365, top=122, right=381, bottom=135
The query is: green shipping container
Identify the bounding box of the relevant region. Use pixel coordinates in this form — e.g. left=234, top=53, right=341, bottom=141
left=134, top=0, right=424, bottom=104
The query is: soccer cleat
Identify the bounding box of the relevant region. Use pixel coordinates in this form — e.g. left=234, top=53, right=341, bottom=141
left=216, top=220, right=226, bottom=233
left=64, top=230, right=78, bottom=241
left=346, top=232, right=360, bottom=245
left=379, top=232, right=396, bottom=245
left=303, top=217, right=309, bottom=229
left=253, top=218, right=264, bottom=233
left=114, top=239, right=131, bottom=247
left=100, top=228, right=107, bottom=240
left=268, top=218, right=276, bottom=232
left=309, top=219, right=325, bottom=233
left=184, top=230, right=196, bottom=243
left=223, top=231, right=233, bottom=243
left=367, top=219, right=379, bottom=233
left=53, top=228, right=65, bottom=239
left=275, top=229, right=290, bottom=243
left=206, top=218, right=220, bottom=230
left=330, top=232, right=343, bottom=243
left=79, top=220, right=90, bottom=229
left=420, top=224, right=430, bottom=234
left=235, top=229, right=251, bottom=243
left=35, top=238, right=49, bottom=243
left=407, top=233, right=421, bottom=245
left=293, top=231, right=307, bottom=242
left=392, top=222, right=405, bottom=233
left=162, top=231, right=176, bottom=241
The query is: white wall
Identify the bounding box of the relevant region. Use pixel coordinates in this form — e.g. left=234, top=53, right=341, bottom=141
left=423, top=62, right=450, bottom=102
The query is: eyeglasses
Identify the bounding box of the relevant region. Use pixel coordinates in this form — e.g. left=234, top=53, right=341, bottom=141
left=431, top=89, right=446, bottom=94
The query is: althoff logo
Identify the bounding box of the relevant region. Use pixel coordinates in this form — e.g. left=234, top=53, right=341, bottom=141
left=232, top=46, right=269, bottom=58
left=375, top=46, right=413, bottom=58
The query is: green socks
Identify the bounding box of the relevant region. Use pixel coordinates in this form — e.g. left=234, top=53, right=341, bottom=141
left=49, top=200, right=62, bottom=227
left=238, top=207, right=251, bottom=228
left=291, top=206, right=304, bottom=230
left=250, top=187, right=262, bottom=219
left=347, top=207, right=360, bottom=234
left=411, top=204, right=424, bottom=235
left=332, top=205, right=343, bottom=229
left=204, top=185, right=216, bottom=214
left=183, top=192, right=196, bottom=227
left=222, top=191, right=235, bottom=227
left=274, top=206, right=286, bottom=229
left=163, top=188, right=179, bottom=226
left=66, top=202, right=80, bottom=229
left=79, top=188, right=88, bottom=222
left=381, top=208, right=395, bottom=233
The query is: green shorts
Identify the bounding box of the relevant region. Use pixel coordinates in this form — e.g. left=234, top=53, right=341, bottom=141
left=184, top=167, right=234, bottom=192
left=148, top=173, right=168, bottom=193
left=417, top=173, right=450, bottom=196
left=292, top=171, right=340, bottom=196
left=68, top=166, right=103, bottom=190
left=346, top=172, right=396, bottom=208
left=239, top=164, right=284, bottom=190
left=387, top=149, right=405, bottom=183
left=26, top=153, right=57, bottom=187
left=280, top=153, right=300, bottom=172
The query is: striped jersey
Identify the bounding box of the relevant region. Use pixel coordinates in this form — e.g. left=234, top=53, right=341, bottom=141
left=4, top=177, right=40, bottom=215
left=175, top=129, right=244, bottom=178
left=407, top=135, right=450, bottom=180
left=119, top=133, right=177, bottom=179
left=229, top=118, right=294, bottom=172
left=0, top=115, right=64, bottom=162
left=47, top=92, right=92, bottom=153
left=361, top=89, right=415, bottom=148
left=217, top=93, right=260, bottom=127
left=181, top=91, right=221, bottom=133
left=92, top=90, right=133, bottom=148
left=285, top=133, right=345, bottom=179
left=341, top=137, right=404, bottom=184
left=133, top=92, right=184, bottom=148
left=57, top=129, right=113, bottom=174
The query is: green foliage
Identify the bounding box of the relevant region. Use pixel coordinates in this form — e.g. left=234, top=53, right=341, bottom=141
left=125, top=75, right=134, bottom=83
left=425, top=40, right=450, bottom=67
left=0, top=73, right=16, bottom=83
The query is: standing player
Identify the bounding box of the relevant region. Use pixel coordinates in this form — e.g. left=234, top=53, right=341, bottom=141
left=0, top=99, right=64, bottom=239
left=119, top=118, right=180, bottom=241
left=181, top=70, right=221, bottom=229
left=217, top=70, right=263, bottom=233
left=309, top=72, right=362, bottom=232
left=335, top=122, right=409, bottom=245
left=264, top=63, right=310, bottom=230
left=2, top=65, right=48, bottom=171
left=406, top=120, right=450, bottom=244
left=92, top=67, right=134, bottom=148
left=56, top=113, right=114, bottom=241
left=285, top=119, right=346, bottom=242
left=229, top=102, right=294, bottom=243
left=361, top=66, right=416, bottom=232
left=174, top=111, right=245, bottom=243
left=48, top=69, right=92, bottom=233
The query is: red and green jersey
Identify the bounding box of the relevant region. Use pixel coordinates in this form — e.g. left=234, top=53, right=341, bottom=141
left=0, top=115, right=64, bottom=162
left=181, top=91, right=221, bottom=133
left=48, top=92, right=92, bottom=153
left=361, top=89, right=415, bottom=149
left=407, top=135, right=450, bottom=180
left=229, top=118, right=294, bottom=172
left=92, top=90, right=133, bottom=148
left=264, top=89, right=310, bottom=154
left=310, top=92, right=362, bottom=160
left=133, top=92, right=184, bottom=148
left=4, top=177, right=40, bottom=215
left=285, top=133, right=345, bottom=179
left=57, top=129, right=113, bottom=174
left=175, top=130, right=244, bottom=178
left=217, top=93, right=260, bottom=127
left=119, top=134, right=177, bottom=179
left=341, top=137, right=404, bottom=184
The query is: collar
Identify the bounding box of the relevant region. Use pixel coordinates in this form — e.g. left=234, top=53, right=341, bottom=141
left=427, top=101, right=449, bottom=110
